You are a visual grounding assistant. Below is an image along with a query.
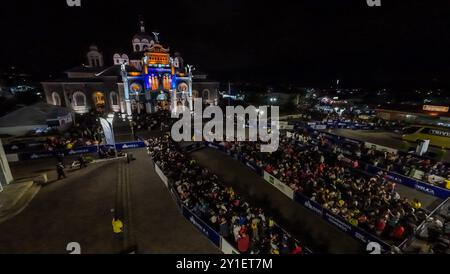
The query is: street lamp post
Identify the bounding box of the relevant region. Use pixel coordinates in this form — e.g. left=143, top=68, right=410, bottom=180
left=106, top=113, right=118, bottom=158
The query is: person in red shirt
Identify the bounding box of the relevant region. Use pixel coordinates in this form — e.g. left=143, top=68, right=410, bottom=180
left=239, top=225, right=248, bottom=235
left=237, top=233, right=250, bottom=253
left=291, top=243, right=303, bottom=254
left=392, top=225, right=405, bottom=240
left=375, top=218, right=386, bottom=236
left=318, top=163, right=325, bottom=173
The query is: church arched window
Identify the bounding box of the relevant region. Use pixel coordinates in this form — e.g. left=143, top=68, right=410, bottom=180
left=202, top=89, right=210, bottom=100
left=72, top=91, right=86, bottom=107
left=52, top=92, right=61, bottom=106
left=110, top=92, right=119, bottom=106
left=110, top=91, right=120, bottom=112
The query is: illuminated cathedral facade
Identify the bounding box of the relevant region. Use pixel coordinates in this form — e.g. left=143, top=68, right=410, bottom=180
left=120, top=34, right=194, bottom=116
left=41, top=18, right=218, bottom=117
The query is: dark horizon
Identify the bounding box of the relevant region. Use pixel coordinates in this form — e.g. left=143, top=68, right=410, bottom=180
left=2, top=0, right=450, bottom=89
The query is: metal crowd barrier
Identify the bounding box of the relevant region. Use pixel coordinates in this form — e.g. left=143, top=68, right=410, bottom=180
left=398, top=197, right=450, bottom=251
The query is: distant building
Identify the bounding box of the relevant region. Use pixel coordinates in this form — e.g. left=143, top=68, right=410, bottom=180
left=86, top=45, right=104, bottom=67
left=0, top=102, right=72, bottom=136
left=376, top=104, right=450, bottom=127
left=41, top=17, right=219, bottom=116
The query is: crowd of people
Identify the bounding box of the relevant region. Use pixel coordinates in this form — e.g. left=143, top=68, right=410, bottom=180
left=359, top=146, right=450, bottom=187
left=296, top=107, right=406, bottom=131
left=302, top=130, right=450, bottom=188
left=45, top=113, right=103, bottom=151
left=316, top=129, right=448, bottom=188
left=147, top=135, right=304, bottom=254
left=132, top=111, right=172, bottom=133
left=219, top=132, right=427, bottom=244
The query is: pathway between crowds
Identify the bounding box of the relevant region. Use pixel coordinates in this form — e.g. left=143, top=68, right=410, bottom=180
left=0, top=148, right=218, bottom=254
left=129, top=149, right=219, bottom=253
left=190, top=147, right=365, bottom=253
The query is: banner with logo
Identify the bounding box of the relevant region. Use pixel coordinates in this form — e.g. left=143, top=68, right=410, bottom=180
left=364, top=142, right=398, bottom=154
left=182, top=206, right=221, bottom=247
left=18, top=151, right=56, bottom=161
left=99, top=117, right=114, bottom=145
left=263, top=171, right=294, bottom=200
left=66, top=146, right=98, bottom=155
left=115, top=141, right=146, bottom=150
left=294, top=193, right=324, bottom=216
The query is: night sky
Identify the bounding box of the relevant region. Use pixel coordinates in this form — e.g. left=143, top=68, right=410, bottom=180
left=2, top=0, right=450, bottom=88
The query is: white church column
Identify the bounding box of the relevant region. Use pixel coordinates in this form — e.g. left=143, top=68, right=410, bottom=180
left=126, top=101, right=132, bottom=117
left=120, top=64, right=132, bottom=117
left=170, top=89, right=177, bottom=115
left=188, top=78, right=193, bottom=111
left=0, top=139, right=13, bottom=188
left=145, top=91, right=152, bottom=114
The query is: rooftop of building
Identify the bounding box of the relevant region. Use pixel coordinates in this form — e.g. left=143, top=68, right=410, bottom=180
left=64, top=65, right=108, bottom=74
left=0, top=102, right=70, bottom=127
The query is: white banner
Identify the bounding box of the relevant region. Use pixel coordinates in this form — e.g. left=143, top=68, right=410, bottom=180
left=6, top=154, right=19, bottom=163
left=99, top=117, right=114, bottom=145
left=0, top=139, right=13, bottom=186
left=313, top=125, right=327, bottom=130
left=364, top=142, right=398, bottom=154
left=263, top=171, right=294, bottom=200
left=154, top=164, right=168, bottom=187
left=280, top=124, right=294, bottom=130
left=220, top=238, right=240, bottom=254
left=279, top=114, right=302, bottom=120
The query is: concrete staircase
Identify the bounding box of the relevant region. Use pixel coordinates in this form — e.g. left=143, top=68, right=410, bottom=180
left=0, top=181, right=41, bottom=224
